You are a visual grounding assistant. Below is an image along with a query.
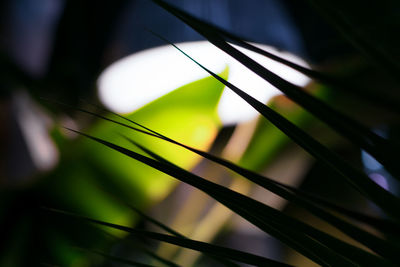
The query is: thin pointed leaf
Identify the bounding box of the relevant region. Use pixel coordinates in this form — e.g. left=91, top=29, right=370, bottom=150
left=142, top=34, right=400, bottom=218
left=110, top=193, right=185, bottom=239
left=63, top=130, right=390, bottom=266
left=101, top=231, right=181, bottom=267
left=151, top=0, right=400, bottom=180
left=130, top=132, right=400, bottom=235
left=59, top=132, right=341, bottom=265
left=127, top=126, right=400, bottom=234
left=99, top=188, right=240, bottom=267
left=132, top=140, right=178, bottom=167
left=145, top=3, right=400, bottom=113
left=78, top=99, right=166, bottom=139
left=226, top=40, right=400, bottom=114
left=47, top=209, right=293, bottom=267
left=67, top=104, right=400, bottom=237
left=124, top=136, right=400, bottom=262
left=127, top=207, right=184, bottom=238
left=96, top=124, right=399, bottom=263
left=234, top=42, right=400, bottom=113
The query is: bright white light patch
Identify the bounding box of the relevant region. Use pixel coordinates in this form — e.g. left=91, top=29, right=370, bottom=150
left=98, top=41, right=310, bottom=125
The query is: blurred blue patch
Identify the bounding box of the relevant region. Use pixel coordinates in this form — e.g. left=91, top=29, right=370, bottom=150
left=111, top=0, right=306, bottom=59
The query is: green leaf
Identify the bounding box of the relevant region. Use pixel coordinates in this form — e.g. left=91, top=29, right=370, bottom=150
left=40, top=161, right=135, bottom=237
left=79, top=68, right=228, bottom=205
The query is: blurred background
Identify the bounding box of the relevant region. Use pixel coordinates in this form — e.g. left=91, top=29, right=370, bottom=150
left=1, top=0, right=399, bottom=266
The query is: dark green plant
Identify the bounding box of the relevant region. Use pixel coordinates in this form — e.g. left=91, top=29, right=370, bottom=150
left=42, top=0, right=400, bottom=266
left=2, top=0, right=398, bottom=266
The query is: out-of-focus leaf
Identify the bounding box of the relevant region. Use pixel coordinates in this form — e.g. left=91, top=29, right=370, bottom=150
left=237, top=95, right=315, bottom=171
left=47, top=233, right=91, bottom=267
left=40, top=161, right=135, bottom=237
left=0, top=215, right=30, bottom=267
left=79, top=68, right=228, bottom=205
left=37, top=69, right=227, bottom=265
